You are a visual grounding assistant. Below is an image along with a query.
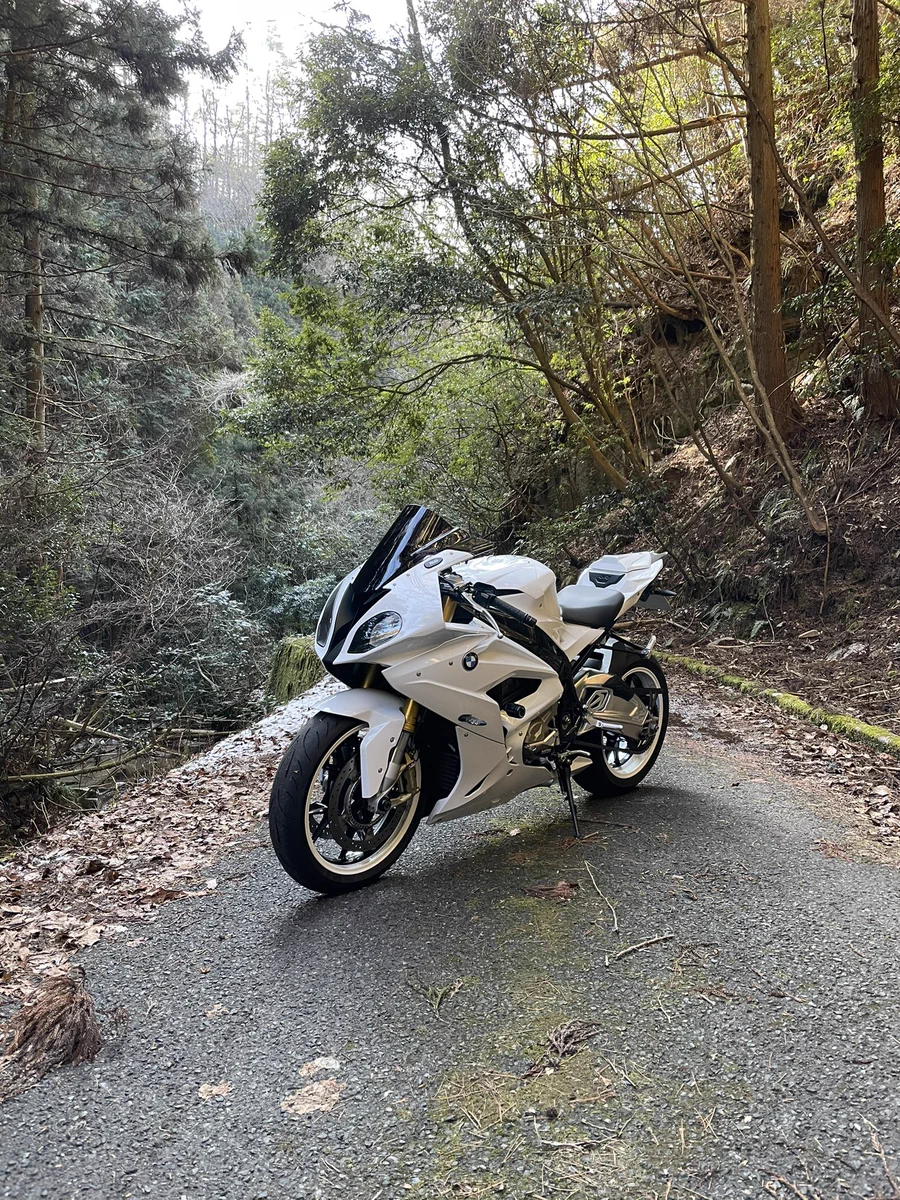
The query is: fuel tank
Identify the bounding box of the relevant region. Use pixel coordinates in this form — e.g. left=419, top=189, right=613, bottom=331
left=457, top=555, right=561, bottom=623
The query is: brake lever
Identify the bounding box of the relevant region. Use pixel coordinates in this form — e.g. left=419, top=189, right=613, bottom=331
left=471, top=602, right=503, bottom=638
left=445, top=578, right=503, bottom=636
left=440, top=575, right=507, bottom=637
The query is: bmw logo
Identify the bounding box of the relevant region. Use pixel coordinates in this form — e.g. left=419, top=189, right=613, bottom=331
left=462, top=652, right=478, bottom=671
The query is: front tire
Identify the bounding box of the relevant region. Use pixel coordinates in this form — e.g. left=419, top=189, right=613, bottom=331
left=573, top=659, right=669, bottom=797
left=269, top=712, right=424, bottom=895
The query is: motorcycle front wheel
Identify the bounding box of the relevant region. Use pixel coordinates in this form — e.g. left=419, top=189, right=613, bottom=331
left=573, top=659, right=669, bottom=797
left=269, top=712, right=425, bottom=895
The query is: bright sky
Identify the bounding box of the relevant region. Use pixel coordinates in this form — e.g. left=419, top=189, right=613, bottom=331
left=188, top=0, right=410, bottom=74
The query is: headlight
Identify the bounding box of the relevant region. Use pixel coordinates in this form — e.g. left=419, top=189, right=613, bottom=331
left=349, top=611, right=403, bottom=654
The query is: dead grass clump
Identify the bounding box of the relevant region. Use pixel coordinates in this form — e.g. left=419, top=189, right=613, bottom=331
left=2, top=969, right=101, bottom=1089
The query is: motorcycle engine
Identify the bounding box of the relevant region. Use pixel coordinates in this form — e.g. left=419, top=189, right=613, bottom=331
left=524, top=713, right=559, bottom=753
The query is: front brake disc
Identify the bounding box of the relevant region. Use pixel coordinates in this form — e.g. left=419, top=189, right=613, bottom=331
left=326, top=756, right=366, bottom=848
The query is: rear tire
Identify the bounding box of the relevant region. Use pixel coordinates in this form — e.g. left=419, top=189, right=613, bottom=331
left=573, top=658, right=669, bottom=797
left=269, top=712, right=424, bottom=895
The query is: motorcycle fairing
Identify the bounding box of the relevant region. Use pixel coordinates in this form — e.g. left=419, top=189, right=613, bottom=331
left=316, top=688, right=407, bottom=801
left=387, top=633, right=562, bottom=820
left=332, top=553, right=476, bottom=668
left=320, top=557, right=566, bottom=813
left=427, top=726, right=552, bottom=823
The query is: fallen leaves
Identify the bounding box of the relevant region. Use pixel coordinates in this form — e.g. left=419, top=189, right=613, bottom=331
left=523, top=881, right=579, bottom=902
left=0, top=678, right=344, bottom=1005
left=282, top=1058, right=344, bottom=1115
left=299, top=1055, right=341, bottom=1077
left=140, top=887, right=186, bottom=907
left=198, top=1080, right=233, bottom=1100
left=813, top=840, right=855, bottom=861
left=280, top=1078, right=345, bottom=1115
left=669, top=671, right=900, bottom=846
left=72, top=924, right=103, bottom=949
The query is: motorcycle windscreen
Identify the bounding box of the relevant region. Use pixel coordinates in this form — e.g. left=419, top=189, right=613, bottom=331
left=351, top=505, right=460, bottom=604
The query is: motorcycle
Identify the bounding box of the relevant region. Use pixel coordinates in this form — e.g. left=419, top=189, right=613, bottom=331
left=269, top=505, right=674, bottom=894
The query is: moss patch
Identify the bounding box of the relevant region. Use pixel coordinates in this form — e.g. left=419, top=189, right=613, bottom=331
left=662, top=652, right=900, bottom=759
left=410, top=879, right=742, bottom=1197
left=267, top=635, right=324, bottom=706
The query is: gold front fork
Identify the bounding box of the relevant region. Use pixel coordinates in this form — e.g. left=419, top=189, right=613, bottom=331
left=402, top=697, right=419, bottom=732
left=361, top=664, right=378, bottom=688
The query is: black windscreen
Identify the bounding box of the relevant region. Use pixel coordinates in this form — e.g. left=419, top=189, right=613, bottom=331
left=350, top=505, right=455, bottom=604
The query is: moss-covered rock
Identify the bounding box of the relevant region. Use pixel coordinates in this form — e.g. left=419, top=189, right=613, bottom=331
left=661, top=652, right=900, bottom=758
left=267, top=635, right=325, bottom=707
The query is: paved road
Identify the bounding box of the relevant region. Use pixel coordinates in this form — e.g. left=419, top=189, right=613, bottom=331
left=2, top=724, right=899, bottom=1200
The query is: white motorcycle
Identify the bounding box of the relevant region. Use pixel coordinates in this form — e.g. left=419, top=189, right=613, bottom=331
left=270, top=506, right=673, bottom=894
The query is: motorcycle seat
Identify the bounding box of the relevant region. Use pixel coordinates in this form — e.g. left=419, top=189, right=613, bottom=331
left=557, top=585, right=625, bottom=629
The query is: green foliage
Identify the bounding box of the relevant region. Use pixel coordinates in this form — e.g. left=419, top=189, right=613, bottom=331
left=0, top=1, right=271, bottom=826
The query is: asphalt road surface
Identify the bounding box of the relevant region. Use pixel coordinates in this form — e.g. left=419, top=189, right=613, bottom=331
left=2, top=720, right=899, bottom=1200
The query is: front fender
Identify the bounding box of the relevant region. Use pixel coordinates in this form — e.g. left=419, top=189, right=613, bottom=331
left=317, top=688, right=407, bottom=800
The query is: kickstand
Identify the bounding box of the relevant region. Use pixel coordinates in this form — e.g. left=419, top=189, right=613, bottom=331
left=558, top=761, right=581, bottom=840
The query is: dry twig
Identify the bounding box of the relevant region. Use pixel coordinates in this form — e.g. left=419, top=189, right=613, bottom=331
left=583, top=860, right=619, bottom=934
left=523, top=1020, right=603, bottom=1077
left=613, top=932, right=674, bottom=960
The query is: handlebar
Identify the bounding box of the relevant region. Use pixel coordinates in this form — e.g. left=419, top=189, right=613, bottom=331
left=471, top=582, right=538, bottom=628
left=439, top=574, right=537, bottom=628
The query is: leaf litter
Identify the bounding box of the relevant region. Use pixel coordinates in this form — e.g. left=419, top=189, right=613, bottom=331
left=283, top=1058, right=344, bottom=1115
left=299, top=1055, right=341, bottom=1077
left=0, top=680, right=343, bottom=1005
left=669, top=668, right=900, bottom=846
left=281, top=1078, right=345, bottom=1116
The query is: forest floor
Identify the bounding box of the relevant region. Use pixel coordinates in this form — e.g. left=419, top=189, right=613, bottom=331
left=657, top=605, right=900, bottom=737
left=578, top=399, right=900, bottom=743
left=2, top=671, right=900, bottom=1198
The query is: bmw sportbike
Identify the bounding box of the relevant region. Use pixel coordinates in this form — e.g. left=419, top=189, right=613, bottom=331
left=269, top=506, right=674, bottom=894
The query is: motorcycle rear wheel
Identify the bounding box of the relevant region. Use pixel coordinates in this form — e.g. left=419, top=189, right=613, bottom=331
left=269, top=712, right=424, bottom=895
left=573, top=659, right=669, bottom=797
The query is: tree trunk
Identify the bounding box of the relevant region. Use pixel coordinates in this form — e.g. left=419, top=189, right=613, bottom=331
left=5, top=25, right=45, bottom=451
left=19, top=72, right=45, bottom=450
left=744, top=0, right=794, bottom=437
left=852, top=0, right=898, bottom=417
left=23, top=219, right=45, bottom=450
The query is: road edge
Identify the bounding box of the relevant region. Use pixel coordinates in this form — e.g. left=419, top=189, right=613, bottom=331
left=660, top=651, right=900, bottom=759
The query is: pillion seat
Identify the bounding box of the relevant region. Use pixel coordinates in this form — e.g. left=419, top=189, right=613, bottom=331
left=556, top=585, right=625, bottom=629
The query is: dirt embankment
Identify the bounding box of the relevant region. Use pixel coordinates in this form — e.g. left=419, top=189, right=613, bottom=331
left=565, top=396, right=900, bottom=737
